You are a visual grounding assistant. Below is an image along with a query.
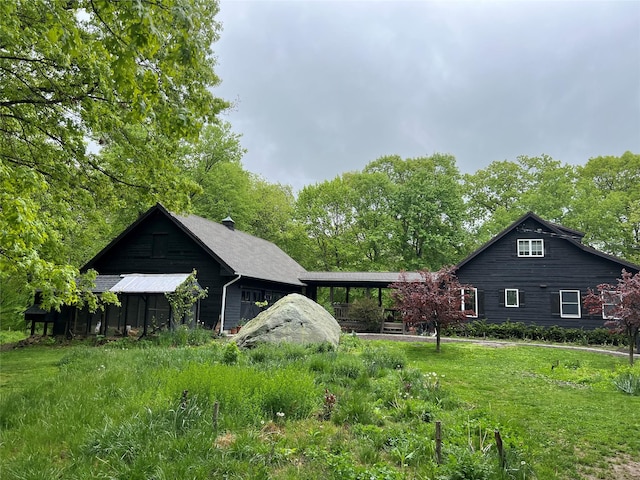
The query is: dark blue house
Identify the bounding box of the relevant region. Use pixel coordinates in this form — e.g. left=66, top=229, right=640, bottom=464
left=47, top=204, right=307, bottom=337
left=455, top=212, right=640, bottom=329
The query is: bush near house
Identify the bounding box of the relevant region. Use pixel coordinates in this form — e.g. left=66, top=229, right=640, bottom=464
left=444, top=320, right=628, bottom=346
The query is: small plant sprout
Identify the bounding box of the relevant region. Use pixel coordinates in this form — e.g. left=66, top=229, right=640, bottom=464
left=323, top=389, right=337, bottom=420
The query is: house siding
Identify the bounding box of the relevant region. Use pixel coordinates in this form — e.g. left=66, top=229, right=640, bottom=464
left=90, top=209, right=231, bottom=328
left=457, top=217, right=638, bottom=329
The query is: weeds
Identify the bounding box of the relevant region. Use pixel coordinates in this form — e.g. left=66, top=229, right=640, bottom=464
left=2, top=337, right=640, bottom=479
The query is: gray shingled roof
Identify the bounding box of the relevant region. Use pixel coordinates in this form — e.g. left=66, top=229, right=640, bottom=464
left=300, top=271, right=424, bottom=287
left=170, top=211, right=306, bottom=286
left=92, top=275, right=122, bottom=293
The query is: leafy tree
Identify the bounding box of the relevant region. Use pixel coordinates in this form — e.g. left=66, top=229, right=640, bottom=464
left=583, top=269, right=640, bottom=365
left=463, top=155, right=578, bottom=247
left=183, top=122, right=297, bottom=245
left=295, top=176, right=358, bottom=270
left=366, top=154, right=467, bottom=269
left=390, top=266, right=471, bottom=352
left=570, top=152, right=640, bottom=263
left=0, top=0, right=227, bottom=310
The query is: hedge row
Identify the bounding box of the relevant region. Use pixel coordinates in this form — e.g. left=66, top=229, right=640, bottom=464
left=442, top=320, right=628, bottom=346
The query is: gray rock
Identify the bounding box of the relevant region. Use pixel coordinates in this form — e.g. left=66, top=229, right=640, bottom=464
left=234, top=293, right=341, bottom=348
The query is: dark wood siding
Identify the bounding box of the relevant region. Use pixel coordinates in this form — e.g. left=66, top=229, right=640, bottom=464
left=90, top=209, right=232, bottom=328
left=225, top=284, right=242, bottom=329
left=457, top=217, right=637, bottom=329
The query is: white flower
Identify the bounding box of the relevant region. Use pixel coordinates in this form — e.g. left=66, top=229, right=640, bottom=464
left=276, top=411, right=285, bottom=418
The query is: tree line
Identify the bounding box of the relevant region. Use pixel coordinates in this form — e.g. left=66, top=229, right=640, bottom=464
left=1, top=1, right=638, bottom=326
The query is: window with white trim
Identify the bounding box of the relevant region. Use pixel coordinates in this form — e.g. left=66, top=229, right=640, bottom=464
left=505, top=289, right=519, bottom=307
left=518, top=239, right=544, bottom=257
left=602, top=291, right=621, bottom=319
left=461, top=288, right=478, bottom=318
left=560, top=290, right=581, bottom=318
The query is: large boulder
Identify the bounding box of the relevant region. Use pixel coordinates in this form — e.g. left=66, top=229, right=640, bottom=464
left=234, top=293, right=341, bottom=348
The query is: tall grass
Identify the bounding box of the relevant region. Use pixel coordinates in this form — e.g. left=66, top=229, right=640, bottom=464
left=1, top=336, right=639, bottom=479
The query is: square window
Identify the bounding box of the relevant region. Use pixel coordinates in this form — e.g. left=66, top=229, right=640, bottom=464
left=517, top=239, right=544, bottom=257
left=505, top=289, right=519, bottom=307
left=560, top=290, right=581, bottom=318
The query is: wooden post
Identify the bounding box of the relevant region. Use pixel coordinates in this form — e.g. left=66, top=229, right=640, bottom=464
left=213, top=401, right=220, bottom=431
left=142, top=294, right=149, bottom=338
left=494, top=428, right=504, bottom=468
left=435, top=421, right=442, bottom=465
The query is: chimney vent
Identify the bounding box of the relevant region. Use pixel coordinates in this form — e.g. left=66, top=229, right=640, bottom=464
left=222, top=216, right=235, bottom=230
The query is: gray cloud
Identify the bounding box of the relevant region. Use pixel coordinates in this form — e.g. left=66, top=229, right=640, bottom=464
left=212, top=1, right=640, bottom=190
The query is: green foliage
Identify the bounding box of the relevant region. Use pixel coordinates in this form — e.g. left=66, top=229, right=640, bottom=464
left=613, top=369, right=640, bottom=396
left=348, top=297, right=384, bottom=331
left=223, top=341, right=241, bottom=365
left=0, top=0, right=227, bottom=310
left=165, top=270, right=208, bottom=326
left=295, top=154, right=467, bottom=271
left=463, top=152, right=640, bottom=264
left=445, top=320, right=628, bottom=346
left=4, top=336, right=640, bottom=478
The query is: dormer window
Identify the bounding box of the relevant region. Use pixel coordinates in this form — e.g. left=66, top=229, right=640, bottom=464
left=518, top=239, right=544, bottom=257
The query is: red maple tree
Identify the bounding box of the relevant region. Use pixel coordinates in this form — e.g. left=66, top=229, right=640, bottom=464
left=390, top=266, right=472, bottom=352
left=583, top=269, right=640, bottom=365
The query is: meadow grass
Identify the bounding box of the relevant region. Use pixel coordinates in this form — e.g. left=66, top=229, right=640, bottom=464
left=0, top=335, right=638, bottom=479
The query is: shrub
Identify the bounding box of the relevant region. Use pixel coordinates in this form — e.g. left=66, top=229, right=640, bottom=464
left=348, top=297, right=384, bottom=332
left=223, top=342, right=241, bottom=365
left=613, top=370, right=640, bottom=395
left=445, top=321, right=627, bottom=346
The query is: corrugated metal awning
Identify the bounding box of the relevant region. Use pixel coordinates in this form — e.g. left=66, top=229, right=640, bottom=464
left=109, top=273, right=193, bottom=293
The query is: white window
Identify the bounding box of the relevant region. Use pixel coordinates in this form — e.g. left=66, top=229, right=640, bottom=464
left=602, top=291, right=621, bottom=319
left=461, top=288, right=478, bottom=318
left=505, top=289, right=519, bottom=307
left=560, top=290, right=581, bottom=318
left=518, top=239, right=544, bottom=257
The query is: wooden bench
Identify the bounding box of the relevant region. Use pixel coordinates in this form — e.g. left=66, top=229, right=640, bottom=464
left=380, top=321, right=405, bottom=334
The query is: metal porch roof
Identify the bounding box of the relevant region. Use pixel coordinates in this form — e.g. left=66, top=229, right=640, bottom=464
left=109, top=273, right=193, bottom=294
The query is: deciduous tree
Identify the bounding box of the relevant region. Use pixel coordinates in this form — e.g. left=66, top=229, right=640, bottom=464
left=571, top=152, right=640, bottom=263
left=0, top=0, right=227, bottom=310
left=583, top=269, right=640, bottom=365
left=390, top=266, right=471, bottom=352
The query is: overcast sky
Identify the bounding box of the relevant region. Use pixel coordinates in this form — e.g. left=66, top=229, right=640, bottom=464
left=212, top=0, right=640, bottom=191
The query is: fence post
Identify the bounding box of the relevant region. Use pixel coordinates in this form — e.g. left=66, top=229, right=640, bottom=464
left=494, top=428, right=505, bottom=468
left=435, top=421, right=443, bottom=465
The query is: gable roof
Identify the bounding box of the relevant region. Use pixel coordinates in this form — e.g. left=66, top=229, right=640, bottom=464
left=456, top=211, right=640, bottom=272
left=85, top=204, right=306, bottom=287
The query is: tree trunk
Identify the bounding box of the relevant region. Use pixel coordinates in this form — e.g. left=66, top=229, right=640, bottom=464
left=436, top=326, right=441, bottom=353
left=630, top=331, right=637, bottom=366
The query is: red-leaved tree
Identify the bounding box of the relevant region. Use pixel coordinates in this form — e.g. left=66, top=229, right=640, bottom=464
left=583, top=269, right=640, bottom=365
left=390, top=266, right=472, bottom=352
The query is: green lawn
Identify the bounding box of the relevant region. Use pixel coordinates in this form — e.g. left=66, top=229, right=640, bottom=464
left=0, top=337, right=638, bottom=479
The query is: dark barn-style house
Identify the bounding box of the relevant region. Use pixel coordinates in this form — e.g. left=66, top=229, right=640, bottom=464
left=31, top=204, right=307, bottom=337
left=26, top=207, right=639, bottom=338
left=455, top=212, right=640, bottom=329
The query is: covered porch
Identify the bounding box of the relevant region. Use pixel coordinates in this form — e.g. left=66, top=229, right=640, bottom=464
left=32, top=273, right=205, bottom=338
left=300, top=271, right=422, bottom=333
